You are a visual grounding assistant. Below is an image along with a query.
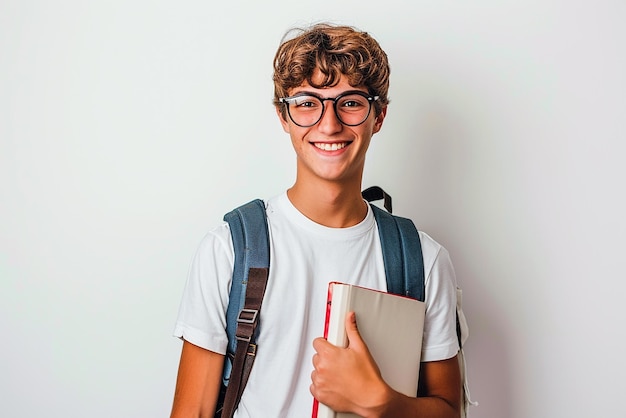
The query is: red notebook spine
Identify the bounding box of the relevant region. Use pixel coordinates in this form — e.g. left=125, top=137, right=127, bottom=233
left=312, top=282, right=338, bottom=418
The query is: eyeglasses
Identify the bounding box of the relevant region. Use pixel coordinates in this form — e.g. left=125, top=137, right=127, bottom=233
left=278, top=90, right=379, bottom=127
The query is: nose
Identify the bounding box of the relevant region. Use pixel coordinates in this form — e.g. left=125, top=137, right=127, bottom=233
left=317, top=99, right=343, bottom=133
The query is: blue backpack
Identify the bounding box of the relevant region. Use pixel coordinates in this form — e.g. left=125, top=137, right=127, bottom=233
left=216, top=187, right=474, bottom=417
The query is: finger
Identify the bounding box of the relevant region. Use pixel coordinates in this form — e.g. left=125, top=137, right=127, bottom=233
left=345, top=311, right=364, bottom=349
left=313, top=336, right=333, bottom=352
left=312, top=336, right=327, bottom=351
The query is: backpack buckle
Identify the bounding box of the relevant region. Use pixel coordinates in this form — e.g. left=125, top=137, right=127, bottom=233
left=237, top=308, right=259, bottom=324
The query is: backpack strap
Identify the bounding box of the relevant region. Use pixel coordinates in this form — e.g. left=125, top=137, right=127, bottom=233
left=219, top=199, right=270, bottom=417
left=362, top=186, right=393, bottom=213
left=221, top=267, right=269, bottom=417
left=223, top=199, right=270, bottom=359
left=364, top=194, right=425, bottom=302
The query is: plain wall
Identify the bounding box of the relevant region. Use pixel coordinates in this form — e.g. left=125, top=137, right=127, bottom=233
left=1, top=1, right=625, bottom=417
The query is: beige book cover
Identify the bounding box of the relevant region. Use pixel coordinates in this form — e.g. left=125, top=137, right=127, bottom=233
left=313, top=282, right=426, bottom=418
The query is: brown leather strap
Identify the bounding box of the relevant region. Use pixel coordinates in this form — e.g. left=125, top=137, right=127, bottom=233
left=220, top=267, right=269, bottom=418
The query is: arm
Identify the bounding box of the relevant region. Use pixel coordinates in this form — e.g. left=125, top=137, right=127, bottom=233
left=170, top=340, right=224, bottom=418
left=311, top=312, right=461, bottom=418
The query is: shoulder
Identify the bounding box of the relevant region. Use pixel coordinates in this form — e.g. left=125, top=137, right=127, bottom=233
left=418, top=230, right=456, bottom=285
left=191, top=222, right=234, bottom=263
left=418, top=231, right=446, bottom=265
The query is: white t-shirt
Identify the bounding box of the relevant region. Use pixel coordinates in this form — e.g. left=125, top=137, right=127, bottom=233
left=173, top=192, right=459, bottom=418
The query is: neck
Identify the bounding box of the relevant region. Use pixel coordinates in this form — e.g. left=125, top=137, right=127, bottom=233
left=287, top=179, right=368, bottom=228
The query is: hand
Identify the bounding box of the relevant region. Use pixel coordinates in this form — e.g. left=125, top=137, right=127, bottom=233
left=311, top=311, right=391, bottom=415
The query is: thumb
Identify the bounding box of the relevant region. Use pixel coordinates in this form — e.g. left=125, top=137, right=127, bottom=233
left=345, top=311, right=364, bottom=349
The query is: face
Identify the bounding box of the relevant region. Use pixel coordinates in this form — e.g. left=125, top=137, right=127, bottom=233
left=276, top=72, right=387, bottom=188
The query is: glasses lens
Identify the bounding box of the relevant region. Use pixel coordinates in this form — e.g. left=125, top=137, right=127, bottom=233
left=335, top=93, right=372, bottom=126
left=286, top=95, right=323, bottom=127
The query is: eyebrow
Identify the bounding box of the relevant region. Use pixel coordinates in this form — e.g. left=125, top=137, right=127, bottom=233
left=286, top=89, right=370, bottom=100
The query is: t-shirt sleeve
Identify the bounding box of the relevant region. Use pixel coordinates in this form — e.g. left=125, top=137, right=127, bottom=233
left=172, top=222, right=234, bottom=354
left=420, top=232, right=460, bottom=362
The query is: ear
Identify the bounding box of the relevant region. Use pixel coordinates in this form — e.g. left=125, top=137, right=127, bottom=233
left=373, top=106, right=387, bottom=133
left=372, top=106, right=387, bottom=134
left=275, top=106, right=290, bottom=133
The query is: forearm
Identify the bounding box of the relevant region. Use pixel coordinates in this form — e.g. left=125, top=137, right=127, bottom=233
left=170, top=381, right=218, bottom=418
left=358, top=387, right=459, bottom=418
left=170, top=340, right=224, bottom=418
left=350, top=356, right=462, bottom=418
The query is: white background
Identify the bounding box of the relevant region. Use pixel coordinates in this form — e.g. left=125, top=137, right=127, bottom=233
left=2, top=1, right=625, bottom=417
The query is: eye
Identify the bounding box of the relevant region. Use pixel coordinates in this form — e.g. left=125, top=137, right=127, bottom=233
left=292, top=96, right=320, bottom=109
left=342, top=100, right=362, bottom=108
left=338, top=94, right=369, bottom=110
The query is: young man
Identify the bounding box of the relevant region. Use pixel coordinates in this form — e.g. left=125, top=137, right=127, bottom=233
left=171, top=23, right=461, bottom=418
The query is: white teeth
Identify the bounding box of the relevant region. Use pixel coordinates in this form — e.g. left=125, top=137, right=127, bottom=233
left=315, top=142, right=347, bottom=151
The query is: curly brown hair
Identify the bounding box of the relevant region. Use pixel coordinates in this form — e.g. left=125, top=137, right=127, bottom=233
left=273, top=23, right=390, bottom=118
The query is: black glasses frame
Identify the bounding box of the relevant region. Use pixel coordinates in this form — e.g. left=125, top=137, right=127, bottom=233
left=278, top=90, right=379, bottom=127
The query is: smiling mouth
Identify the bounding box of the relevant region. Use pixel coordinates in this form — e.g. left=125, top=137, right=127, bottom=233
left=313, top=142, right=349, bottom=151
